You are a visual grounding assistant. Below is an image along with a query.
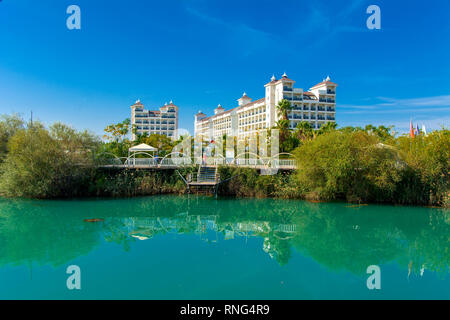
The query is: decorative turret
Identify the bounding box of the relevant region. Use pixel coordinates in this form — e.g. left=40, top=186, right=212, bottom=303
left=279, top=72, right=294, bottom=83
left=131, top=99, right=144, bottom=110
left=237, top=92, right=252, bottom=106
left=214, top=104, right=225, bottom=115
left=195, top=110, right=207, bottom=122
left=310, top=76, right=338, bottom=90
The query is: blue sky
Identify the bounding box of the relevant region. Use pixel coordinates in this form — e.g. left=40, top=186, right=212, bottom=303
left=0, top=0, right=449, bottom=136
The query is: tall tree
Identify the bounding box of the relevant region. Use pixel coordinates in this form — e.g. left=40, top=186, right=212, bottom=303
left=275, top=100, right=293, bottom=152
left=0, top=114, right=25, bottom=162
left=318, top=121, right=338, bottom=135
left=103, top=118, right=131, bottom=142
left=276, top=99, right=293, bottom=121
left=295, top=121, right=315, bottom=142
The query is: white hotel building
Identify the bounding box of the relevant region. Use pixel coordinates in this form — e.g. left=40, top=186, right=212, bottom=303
left=194, top=73, right=337, bottom=139
left=130, top=100, right=179, bottom=141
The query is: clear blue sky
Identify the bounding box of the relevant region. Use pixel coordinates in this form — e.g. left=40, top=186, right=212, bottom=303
left=0, top=0, right=449, bottom=136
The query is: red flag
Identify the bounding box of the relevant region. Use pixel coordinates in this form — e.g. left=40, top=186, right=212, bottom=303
left=409, top=120, right=415, bottom=138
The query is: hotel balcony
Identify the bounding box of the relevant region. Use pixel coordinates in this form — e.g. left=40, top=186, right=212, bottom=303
left=319, top=99, right=336, bottom=103
left=327, top=90, right=336, bottom=94
left=326, top=116, right=335, bottom=121
left=283, top=87, right=293, bottom=92
left=326, top=107, right=335, bottom=112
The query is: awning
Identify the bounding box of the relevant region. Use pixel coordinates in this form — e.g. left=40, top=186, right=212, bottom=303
left=129, top=143, right=157, bottom=152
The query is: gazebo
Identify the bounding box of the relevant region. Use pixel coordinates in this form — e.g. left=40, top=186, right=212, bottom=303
left=128, top=143, right=157, bottom=155
left=128, top=143, right=158, bottom=165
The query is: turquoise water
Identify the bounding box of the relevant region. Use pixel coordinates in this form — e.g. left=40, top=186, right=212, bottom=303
left=0, top=195, right=448, bottom=300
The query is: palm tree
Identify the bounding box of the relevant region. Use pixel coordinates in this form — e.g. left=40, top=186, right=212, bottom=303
left=276, top=99, right=293, bottom=121
left=295, top=121, right=315, bottom=141
left=318, top=122, right=337, bottom=135
left=276, top=119, right=290, bottom=131
left=274, top=100, right=293, bottom=150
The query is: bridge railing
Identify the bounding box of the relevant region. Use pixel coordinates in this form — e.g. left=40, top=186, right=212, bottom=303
left=124, top=158, right=158, bottom=167
left=98, top=156, right=297, bottom=169
left=160, top=157, right=192, bottom=167
left=269, top=159, right=297, bottom=169
left=233, top=158, right=268, bottom=167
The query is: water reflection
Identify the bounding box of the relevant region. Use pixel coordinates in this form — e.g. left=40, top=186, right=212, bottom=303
left=0, top=196, right=448, bottom=278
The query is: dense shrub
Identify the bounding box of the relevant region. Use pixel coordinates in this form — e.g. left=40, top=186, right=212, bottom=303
left=395, top=130, right=449, bottom=205
left=92, top=168, right=195, bottom=197
left=294, top=129, right=449, bottom=206
left=0, top=123, right=98, bottom=198
left=217, top=166, right=302, bottom=199
left=0, top=114, right=25, bottom=162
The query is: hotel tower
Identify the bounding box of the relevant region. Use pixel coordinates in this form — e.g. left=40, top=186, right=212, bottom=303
left=131, top=100, right=179, bottom=141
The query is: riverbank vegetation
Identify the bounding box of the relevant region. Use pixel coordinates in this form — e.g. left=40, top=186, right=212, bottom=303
left=293, top=127, right=449, bottom=206
left=0, top=113, right=448, bottom=207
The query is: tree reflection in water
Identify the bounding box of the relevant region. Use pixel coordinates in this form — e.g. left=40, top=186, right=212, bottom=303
left=0, top=196, right=448, bottom=277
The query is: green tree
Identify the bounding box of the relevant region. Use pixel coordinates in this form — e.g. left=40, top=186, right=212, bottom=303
left=364, top=124, right=394, bottom=142
left=276, top=99, right=293, bottom=121
left=103, top=118, right=131, bottom=142
left=0, top=123, right=98, bottom=198
left=136, top=133, right=175, bottom=157
left=395, top=129, right=449, bottom=205
left=294, top=130, right=403, bottom=203
left=275, top=99, right=294, bottom=153
left=318, top=121, right=337, bottom=135
left=294, top=121, right=315, bottom=142
left=0, top=114, right=25, bottom=162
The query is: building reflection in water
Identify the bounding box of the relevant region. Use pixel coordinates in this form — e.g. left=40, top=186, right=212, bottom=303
left=125, top=213, right=297, bottom=263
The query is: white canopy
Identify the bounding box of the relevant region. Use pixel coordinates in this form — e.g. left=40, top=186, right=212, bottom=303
left=129, top=143, right=157, bottom=152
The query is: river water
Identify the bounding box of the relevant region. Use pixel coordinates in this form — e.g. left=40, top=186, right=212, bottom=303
left=0, top=195, right=448, bottom=299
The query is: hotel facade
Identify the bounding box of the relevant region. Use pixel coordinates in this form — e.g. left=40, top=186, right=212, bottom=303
left=194, top=73, right=337, bottom=139
left=130, top=100, right=179, bottom=141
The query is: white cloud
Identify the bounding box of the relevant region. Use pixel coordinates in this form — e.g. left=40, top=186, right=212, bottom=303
left=340, top=95, right=450, bottom=112
left=339, top=95, right=450, bottom=132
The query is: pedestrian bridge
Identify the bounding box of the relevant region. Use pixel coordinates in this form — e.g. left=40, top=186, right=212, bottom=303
left=96, top=152, right=297, bottom=170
